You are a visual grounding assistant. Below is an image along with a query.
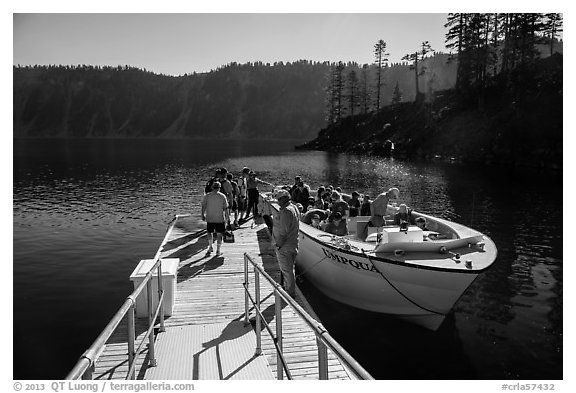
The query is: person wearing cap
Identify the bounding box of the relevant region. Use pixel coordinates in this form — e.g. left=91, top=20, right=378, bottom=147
left=201, top=181, right=229, bottom=256
left=272, top=189, right=300, bottom=298
left=301, top=208, right=329, bottom=226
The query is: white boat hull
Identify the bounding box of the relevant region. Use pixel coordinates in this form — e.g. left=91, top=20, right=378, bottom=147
left=297, top=227, right=477, bottom=330
left=260, top=193, right=497, bottom=330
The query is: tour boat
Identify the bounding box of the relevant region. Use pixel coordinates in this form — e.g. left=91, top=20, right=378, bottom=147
left=259, top=191, right=498, bottom=330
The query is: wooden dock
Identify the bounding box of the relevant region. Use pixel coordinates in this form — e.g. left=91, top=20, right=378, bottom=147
left=92, top=214, right=358, bottom=380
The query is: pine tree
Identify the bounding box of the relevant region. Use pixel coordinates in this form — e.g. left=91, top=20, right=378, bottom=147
left=402, top=41, right=433, bottom=102
left=333, top=62, right=345, bottom=122
left=542, top=13, right=563, bottom=56
left=391, top=82, right=402, bottom=105
left=360, top=64, right=371, bottom=114
left=373, top=40, right=389, bottom=110
left=324, top=65, right=337, bottom=124
left=445, top=13, right=467, bottom=90
left=345, top=70, right=360, bottom=117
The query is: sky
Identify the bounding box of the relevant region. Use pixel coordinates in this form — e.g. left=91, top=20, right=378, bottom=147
left=13, top=13, right=450, bottom=76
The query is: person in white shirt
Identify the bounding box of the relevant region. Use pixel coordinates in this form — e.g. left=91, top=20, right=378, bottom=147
left=272, top=190, right=301, bottom=297
left=201, top=181, right=229, bottom=256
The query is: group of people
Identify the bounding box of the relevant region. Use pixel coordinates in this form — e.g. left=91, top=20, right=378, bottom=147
left=201, top=166, right=272, bottom=256
left=201, top=169, right=430, bottom=298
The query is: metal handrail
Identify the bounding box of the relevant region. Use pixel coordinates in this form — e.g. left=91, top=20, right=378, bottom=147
left=66, top=214, right=189, bottom=380
left=243, top=253, right=373, bottom=380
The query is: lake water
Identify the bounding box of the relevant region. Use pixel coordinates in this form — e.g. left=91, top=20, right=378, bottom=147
left=13, top=138, right=562, bottom=380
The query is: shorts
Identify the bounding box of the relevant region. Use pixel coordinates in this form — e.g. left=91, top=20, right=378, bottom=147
left=207, top=222, right=226, bottom=234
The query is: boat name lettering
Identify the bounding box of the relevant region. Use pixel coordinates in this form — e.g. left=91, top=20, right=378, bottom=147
left=322, top=248, right=378, bottom=273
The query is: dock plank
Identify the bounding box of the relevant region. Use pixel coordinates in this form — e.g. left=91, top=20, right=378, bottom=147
left=92, top=215, right=358, bottom=380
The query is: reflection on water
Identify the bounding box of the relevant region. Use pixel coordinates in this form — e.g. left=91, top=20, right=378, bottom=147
left=13, top=139, right=562, bottom=379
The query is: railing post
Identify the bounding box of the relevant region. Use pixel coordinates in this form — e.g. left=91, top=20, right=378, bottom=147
left=275, top=291, right=284, bottom=380
left=81, top=364, right=93, bottom=380
left=317, top=336, right=328, bottom=380
left=254, top=267, right=262, bottom=355
left=127, top=304, right=136, bottom=380
left=157, top=261, right=165, bottom=333
left=244, top=255, right=249, bottom=325
left=146, top=279, right=157, bottom=367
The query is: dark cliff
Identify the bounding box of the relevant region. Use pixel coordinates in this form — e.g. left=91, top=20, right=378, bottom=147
left=298, top=54, right=563, bottom=170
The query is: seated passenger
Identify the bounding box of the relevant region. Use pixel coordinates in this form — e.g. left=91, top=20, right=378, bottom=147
left=348, top=191, right=361, bottom=217
left=393, top=203, right=412, bottom=225
left=313, top=186, right=326, bottom=208
left=325, top=212, right=348, bottom=236
left=319, top=191, right=333, bottom=210
left=360, top=194, right=372, bottom=216
left=415, top=216, right=437, bottom=240
left=330, top=191, right=349, bottom=220
left=310, top=214, right=322, bottom=229
left=415, top=216, right=429, bottom=231
left=301, top=208, right=329, bottom=225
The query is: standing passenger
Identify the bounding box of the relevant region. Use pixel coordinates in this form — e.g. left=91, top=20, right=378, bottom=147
left=227, top=173, right=240, bottom=228
left=204, top=168, right=221, bottom=194
left=272, top=190, right=300, bottom=297
left=369, top=188, right=400, bottom=227
left=237, top=167, right=250, bottom=221
left=201, top=181, right=229, bottom=256
left=348, top=191, right=361, bottom=217
left=292, top=180, right=311, bottom=210
left=218, top=168, right=234, bottom=227
left=245, top=171, right=272, bottom=219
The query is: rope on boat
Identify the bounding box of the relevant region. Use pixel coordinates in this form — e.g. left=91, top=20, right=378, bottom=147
left=360, top=249, right=445, bottom=316
left=296, top=254, right=331, bottom=279
left=296, top=234, right=362, bottom=279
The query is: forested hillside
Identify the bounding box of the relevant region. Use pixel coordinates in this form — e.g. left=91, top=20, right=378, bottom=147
left=13, top=56, right=457, bottom=140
